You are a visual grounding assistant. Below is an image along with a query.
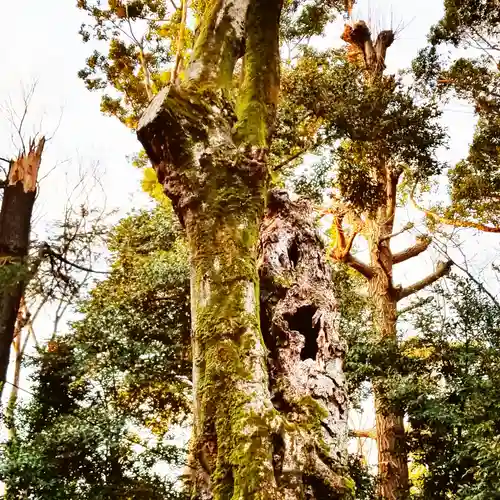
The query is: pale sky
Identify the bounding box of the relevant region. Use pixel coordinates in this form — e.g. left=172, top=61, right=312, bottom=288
left=1, top=0, right=499, bottom=471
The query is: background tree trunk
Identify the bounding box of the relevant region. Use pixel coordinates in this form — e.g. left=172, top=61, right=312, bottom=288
left=0, top=138, right=44, bottom=398
left=366, top=197, right=409, bottom=500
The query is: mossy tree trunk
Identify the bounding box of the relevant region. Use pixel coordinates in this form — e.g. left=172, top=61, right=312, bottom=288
left=137, top=2, right=352, bottom=498
left=0, top=138, right=44, bottom=399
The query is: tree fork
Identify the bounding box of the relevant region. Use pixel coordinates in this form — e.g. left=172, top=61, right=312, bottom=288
left=136, top=1, right=350, bottom=498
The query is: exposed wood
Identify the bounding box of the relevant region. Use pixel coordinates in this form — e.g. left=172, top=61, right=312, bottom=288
left=0, top=137, right=44, bottom=398
left=341, top=21, right=394, bottom=76
left=8, top=137, right=45, bottom=193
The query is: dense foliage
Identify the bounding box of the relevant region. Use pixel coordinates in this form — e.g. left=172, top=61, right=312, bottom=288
left=412, top=0, right=500, bottom=228
left=0, top=205, right=191, bottom=499
left=403, top=276, right=500, bottom=499
left=2, top=0, right=500, bottom=499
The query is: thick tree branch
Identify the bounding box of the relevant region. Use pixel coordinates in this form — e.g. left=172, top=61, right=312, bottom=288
left=397, top=260, right=452, bottom=301
left=345, top=253, right=374, bottom=280
left=392, top=236, right=432, bottom=264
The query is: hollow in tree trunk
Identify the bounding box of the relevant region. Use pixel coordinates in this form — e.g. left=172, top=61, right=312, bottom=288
left=137, top=1, right=353, bottom=498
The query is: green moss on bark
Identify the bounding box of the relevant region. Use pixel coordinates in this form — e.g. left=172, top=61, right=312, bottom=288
left=183, top=147, right=279, bottom=498
left=235, top=0, right=281, bottom=145
left=190, top=0, right=245, bottom=90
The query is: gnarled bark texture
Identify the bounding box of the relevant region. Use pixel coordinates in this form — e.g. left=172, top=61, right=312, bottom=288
left=0, top=138, right=44, bottom=398
left=259, top=190, right=350, bottom=498
left=137, top=1, right=352, bottom=498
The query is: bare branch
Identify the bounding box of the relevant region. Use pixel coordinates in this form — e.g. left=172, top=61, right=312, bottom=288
left=47, top=247, right=109, bottom=275
left=432, top=235, right=500, bottom=311
left=397, top=260, right=452, bottom=301
left=345, top=253, right=374, bottom=280
left=380, top=222, right=414, bottom=242
left=392, top=236, right=432, bottom=264
left=397, top=296, right=434, bottom=317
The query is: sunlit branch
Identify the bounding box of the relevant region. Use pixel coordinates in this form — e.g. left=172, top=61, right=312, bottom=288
left=392, top=236, right=432, bottom=264
left=411, top=183, right=500, bottom=234
left=397, top=260, right=452, bottom=301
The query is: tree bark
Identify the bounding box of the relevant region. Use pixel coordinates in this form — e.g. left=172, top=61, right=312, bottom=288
left=366, top=189, right=409, bottom=500
left=137, top=1, right=352, bottom=498
left=259, top=190, right=350, bottom=498
left=0, top=138, right=44, bottom=398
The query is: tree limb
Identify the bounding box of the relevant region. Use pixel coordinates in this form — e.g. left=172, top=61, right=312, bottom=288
left=411, top=184, right=500, bottom=234
left=393, top=236, right=432, bottom=264
left=397, top=296, right=434, bottom=317
left=397, top=260, right=452, bottom=301
left=47, top=248, right=109, bottom=275
left=380, top=222, right=414, bottom=242
left=345, top=253, right=374, bottom=280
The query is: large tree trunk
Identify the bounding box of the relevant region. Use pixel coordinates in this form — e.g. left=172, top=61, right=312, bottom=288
left=137, top=1, right=352, bottom=498
left=259, top=190, right=350, bottom=497
left=0, top=138, right=44, bottom=398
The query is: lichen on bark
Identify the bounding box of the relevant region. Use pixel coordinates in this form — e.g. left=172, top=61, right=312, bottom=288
left=258, top=190, right=352, bottom=499
left=137, top=1, right=352, bottom=498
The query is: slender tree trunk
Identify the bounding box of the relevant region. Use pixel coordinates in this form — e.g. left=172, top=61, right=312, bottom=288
left=0, top=138, right=44, bottom=398
left=5, top=302, right=24, bottom=439
left=366, top=199, right=409, bottom=500
left=137, top=1, right=352, bottom=498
